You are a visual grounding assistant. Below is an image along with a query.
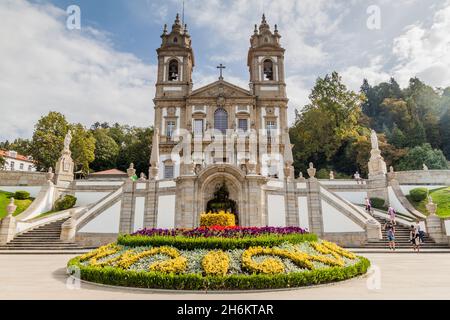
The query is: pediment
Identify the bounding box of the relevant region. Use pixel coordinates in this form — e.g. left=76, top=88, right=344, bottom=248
left=189, top=80, right=252, bottom=99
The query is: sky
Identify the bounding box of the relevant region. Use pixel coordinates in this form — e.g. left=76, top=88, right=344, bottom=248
left=1, top=0, right=450, bottom=141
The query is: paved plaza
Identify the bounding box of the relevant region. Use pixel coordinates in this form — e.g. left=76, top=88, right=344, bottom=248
left=1, top=253, right=449, bottom=300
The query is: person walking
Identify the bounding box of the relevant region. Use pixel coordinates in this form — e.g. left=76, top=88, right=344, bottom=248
left=384, top=222, right=396, bottom=251
left=415, top=220, right=425, bottom=243
left=365, top=197, right=372, bottom=214
left=410, top=225, right=420, bottom=252
left=388, top=206, right=396, bottom=225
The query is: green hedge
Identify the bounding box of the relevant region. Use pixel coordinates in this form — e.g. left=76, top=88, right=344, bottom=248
left=117, top=233, right=318, bottom=250
left=54, top=195, right=77, bottom=211
left=67, top=256, right=370, bottom=290
left=370, top=197, right=385, bottom=210
left=409, top=188, right=428, bottom=202
left=14, top=191, right=30, bottom=200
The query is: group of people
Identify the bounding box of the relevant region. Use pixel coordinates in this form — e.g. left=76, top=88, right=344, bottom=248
left=364, top=198, right=425, bottom=252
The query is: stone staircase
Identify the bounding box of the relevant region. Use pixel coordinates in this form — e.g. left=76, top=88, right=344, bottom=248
left=0, top=219, right=90, bottom=251
left=365, top=215, right=449, bottom=249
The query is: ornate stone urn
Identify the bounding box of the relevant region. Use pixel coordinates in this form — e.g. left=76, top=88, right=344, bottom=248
left=307, top=162, right=316, bottom=179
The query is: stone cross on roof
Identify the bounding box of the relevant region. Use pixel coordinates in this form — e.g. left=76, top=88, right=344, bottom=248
left=217, top=64, right=226, bottom=80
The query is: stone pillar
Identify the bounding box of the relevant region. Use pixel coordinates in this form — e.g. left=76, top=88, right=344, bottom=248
left=367, top=174, right=389, bottom=203
left=175, top=176, right=196, bottom=228
left=245, top=175, right=266, bottom=227
left=305, top=164, right=323, bottom=236
left=60, top=215, right=76, bottom=242
left=143, top=180, right=158, bottom=228
left=366, top=219, right=382, bottom=241
left=0, top=198, right=17, bottom=244
left=285, top=179, right=298, bottom=226
left=55, top=131, right=74, bottom=188
left=119, top=180, right=135, bottom=234
left=425, top=199, right=447, bottom=244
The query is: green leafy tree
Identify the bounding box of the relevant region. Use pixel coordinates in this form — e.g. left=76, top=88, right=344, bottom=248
left=0, top=155, right=5, bottom=169
left=440, top=108, right=450, bottom=160
left=70, top=123, right=96, bottom=175
left=388, top=123, right=407, bottom=148
left=396, top=143, right=448, bottom=171
left=116, top=127, right=153, bottom=176
left=31, top=111, right=69, bottom=170
left=91, top=128, right=120, bottom=172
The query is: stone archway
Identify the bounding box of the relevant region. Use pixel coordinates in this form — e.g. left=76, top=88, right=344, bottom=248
left=195, top=165, right=246, bottom=226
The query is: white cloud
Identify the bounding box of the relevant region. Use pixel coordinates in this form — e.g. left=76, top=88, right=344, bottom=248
left=0, top=0, right=156, bottom=141
left=340, top=56, right=391, bottom=91
left=391, top=2, right=450, bottom=87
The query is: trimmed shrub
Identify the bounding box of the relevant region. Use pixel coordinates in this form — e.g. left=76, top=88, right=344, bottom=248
left=409, top=188, right=428, bottom=202
left=200, top=212, right=235, bottom=227
left=67, top=255, right=370, bottom=290
left=14, top=190, right=30, bottom=200
left=118, top=233, right=318, bottom=250
left=370, top=197, right=385, bottom=210
left=54, top=195, right=77, bottom=211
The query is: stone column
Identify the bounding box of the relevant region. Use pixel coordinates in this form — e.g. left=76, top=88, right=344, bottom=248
left=366, top=219, right=382, bottom=241
left=175, top=176, right=196, bottom=228
left=143, top=180, right=158, bottom=228
left=245, top=175, right=266, bottom=227
left=0, top=198, right=17, bottom=244
left=119, top=179, right=135, bottom=234
left=284, top=179, right=298, bottom=226
left=306, top=163, right=323, bottom=236
left=425, top=198, right=447, bottom=244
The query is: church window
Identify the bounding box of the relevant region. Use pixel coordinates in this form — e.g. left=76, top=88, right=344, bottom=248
left=164, top=164, right=174, bottom=179
left=214, top=108, right=228, bottom=134
left=173, top=37, right=178, bottom=43
left=10, top=161, right=15, bottom=170
left=238, top=119, right=248, bottom=132
left=194, top=119, right=204, bottom=136
left=263, top=59, right=274, bottom=80
left=19, top=163, right=24, bottom=170
left=166, top=120, right=176, bottom=140
left=168, top=60, right=179, bottom=81
left=266, top=120, right=276, bottom=142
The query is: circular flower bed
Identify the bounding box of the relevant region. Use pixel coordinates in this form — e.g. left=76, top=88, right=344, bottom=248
left=68, top=227, right=370, bottom=290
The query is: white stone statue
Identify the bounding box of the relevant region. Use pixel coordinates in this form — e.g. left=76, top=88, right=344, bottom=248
left=370, top=130, right=379, bottom=151
left=423, top=163, right=429, bottom=171
left=64, top=130, right=72, bottom=151
left=329, top=171, right=335, bottom=180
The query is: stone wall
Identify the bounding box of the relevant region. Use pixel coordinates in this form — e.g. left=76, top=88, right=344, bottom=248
left=0, top=171, right=47, bottom=186
left=395, top=170, right=450, bottom=185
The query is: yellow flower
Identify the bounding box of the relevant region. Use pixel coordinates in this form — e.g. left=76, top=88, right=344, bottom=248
left=202, top=250, right=230, bottom=276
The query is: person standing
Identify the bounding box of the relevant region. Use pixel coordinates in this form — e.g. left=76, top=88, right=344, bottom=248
left=415, top=220, right=425, bottom=243
left=388, top=206, right=396, bottom=225
left=384, top=222, right=396, bottom=251
left=410, top=225, right=420, bottom=252
left=354, top=171, right=362, bottom=184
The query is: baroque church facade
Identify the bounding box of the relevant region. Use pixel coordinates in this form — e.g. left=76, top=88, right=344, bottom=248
left=147, top=14, right=297, bottom=227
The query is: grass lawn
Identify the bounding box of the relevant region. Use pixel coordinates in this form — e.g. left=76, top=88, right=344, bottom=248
left=0, top=191, right=34, bottom=219
left=407, top=187, right=450, bottom=218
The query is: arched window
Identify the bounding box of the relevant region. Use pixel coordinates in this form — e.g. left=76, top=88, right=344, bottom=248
left=168, top=60, right=179, bottom=81
left=263, top=59, right=274, bottom=80
left=214, top=108, right=228, bottom=134
left=173, top=37, right=178, bottom=43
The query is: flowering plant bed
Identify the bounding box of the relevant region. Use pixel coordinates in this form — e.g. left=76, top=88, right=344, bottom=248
left=68, top=228, right=369, bottom=290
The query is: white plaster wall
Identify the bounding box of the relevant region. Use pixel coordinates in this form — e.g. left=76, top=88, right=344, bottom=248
left=76, top=181, right=123, bottom=186
left=388, top=186, right=410, bottom=215
left=321, top=201, right=364, bottom=233
left=0, top=186, right=41, bottom=197
left=267, top=195, right=286, bottom=227
left=335, top=192, right=367, bottom=205
left=445, top=220, right=450, bottom=236
left=133, top=197, right=145, bottom=232
left=297, top=196, right=309, bottom=230
left=75, top=192, right=109, bottom=207
left=157, top=195, right=176, bottom=229
left=78, top=201, right=121, bottom=233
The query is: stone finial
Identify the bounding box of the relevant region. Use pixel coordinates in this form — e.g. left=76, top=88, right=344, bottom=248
left=139, top=172, right=147, bottom=181
left=307, top=162, right=316, bottom=178
left=254, top=24, right=258, bottom=34
left=423, top=163, right=429, bottom=171
left=163, top=24, right=168, bottom=35
left=389, top=166, right=394, bottom=173
left=6, top=198, right=17, bottom=216
left=329, top=171, right=335, bottom=180
left=127, top=163, right=136, bottom=178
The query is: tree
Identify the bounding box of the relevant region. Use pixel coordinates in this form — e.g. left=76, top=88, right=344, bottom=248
left=91, top=128, right=120, bottom=172
left=291, top=72, right=366, bottom=175
left=396, top=143, right=448, bottom=171
left=388, top=123, right=407, bottom=148
left=30, top=112, right=69, bottom=170
left=116, top=127, right=153, bottom=176
left=0, top=155, right=5, bottom=169
left=70, top=123, right=96, bottom=175
left=440, top=108, right=450, bottom=160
